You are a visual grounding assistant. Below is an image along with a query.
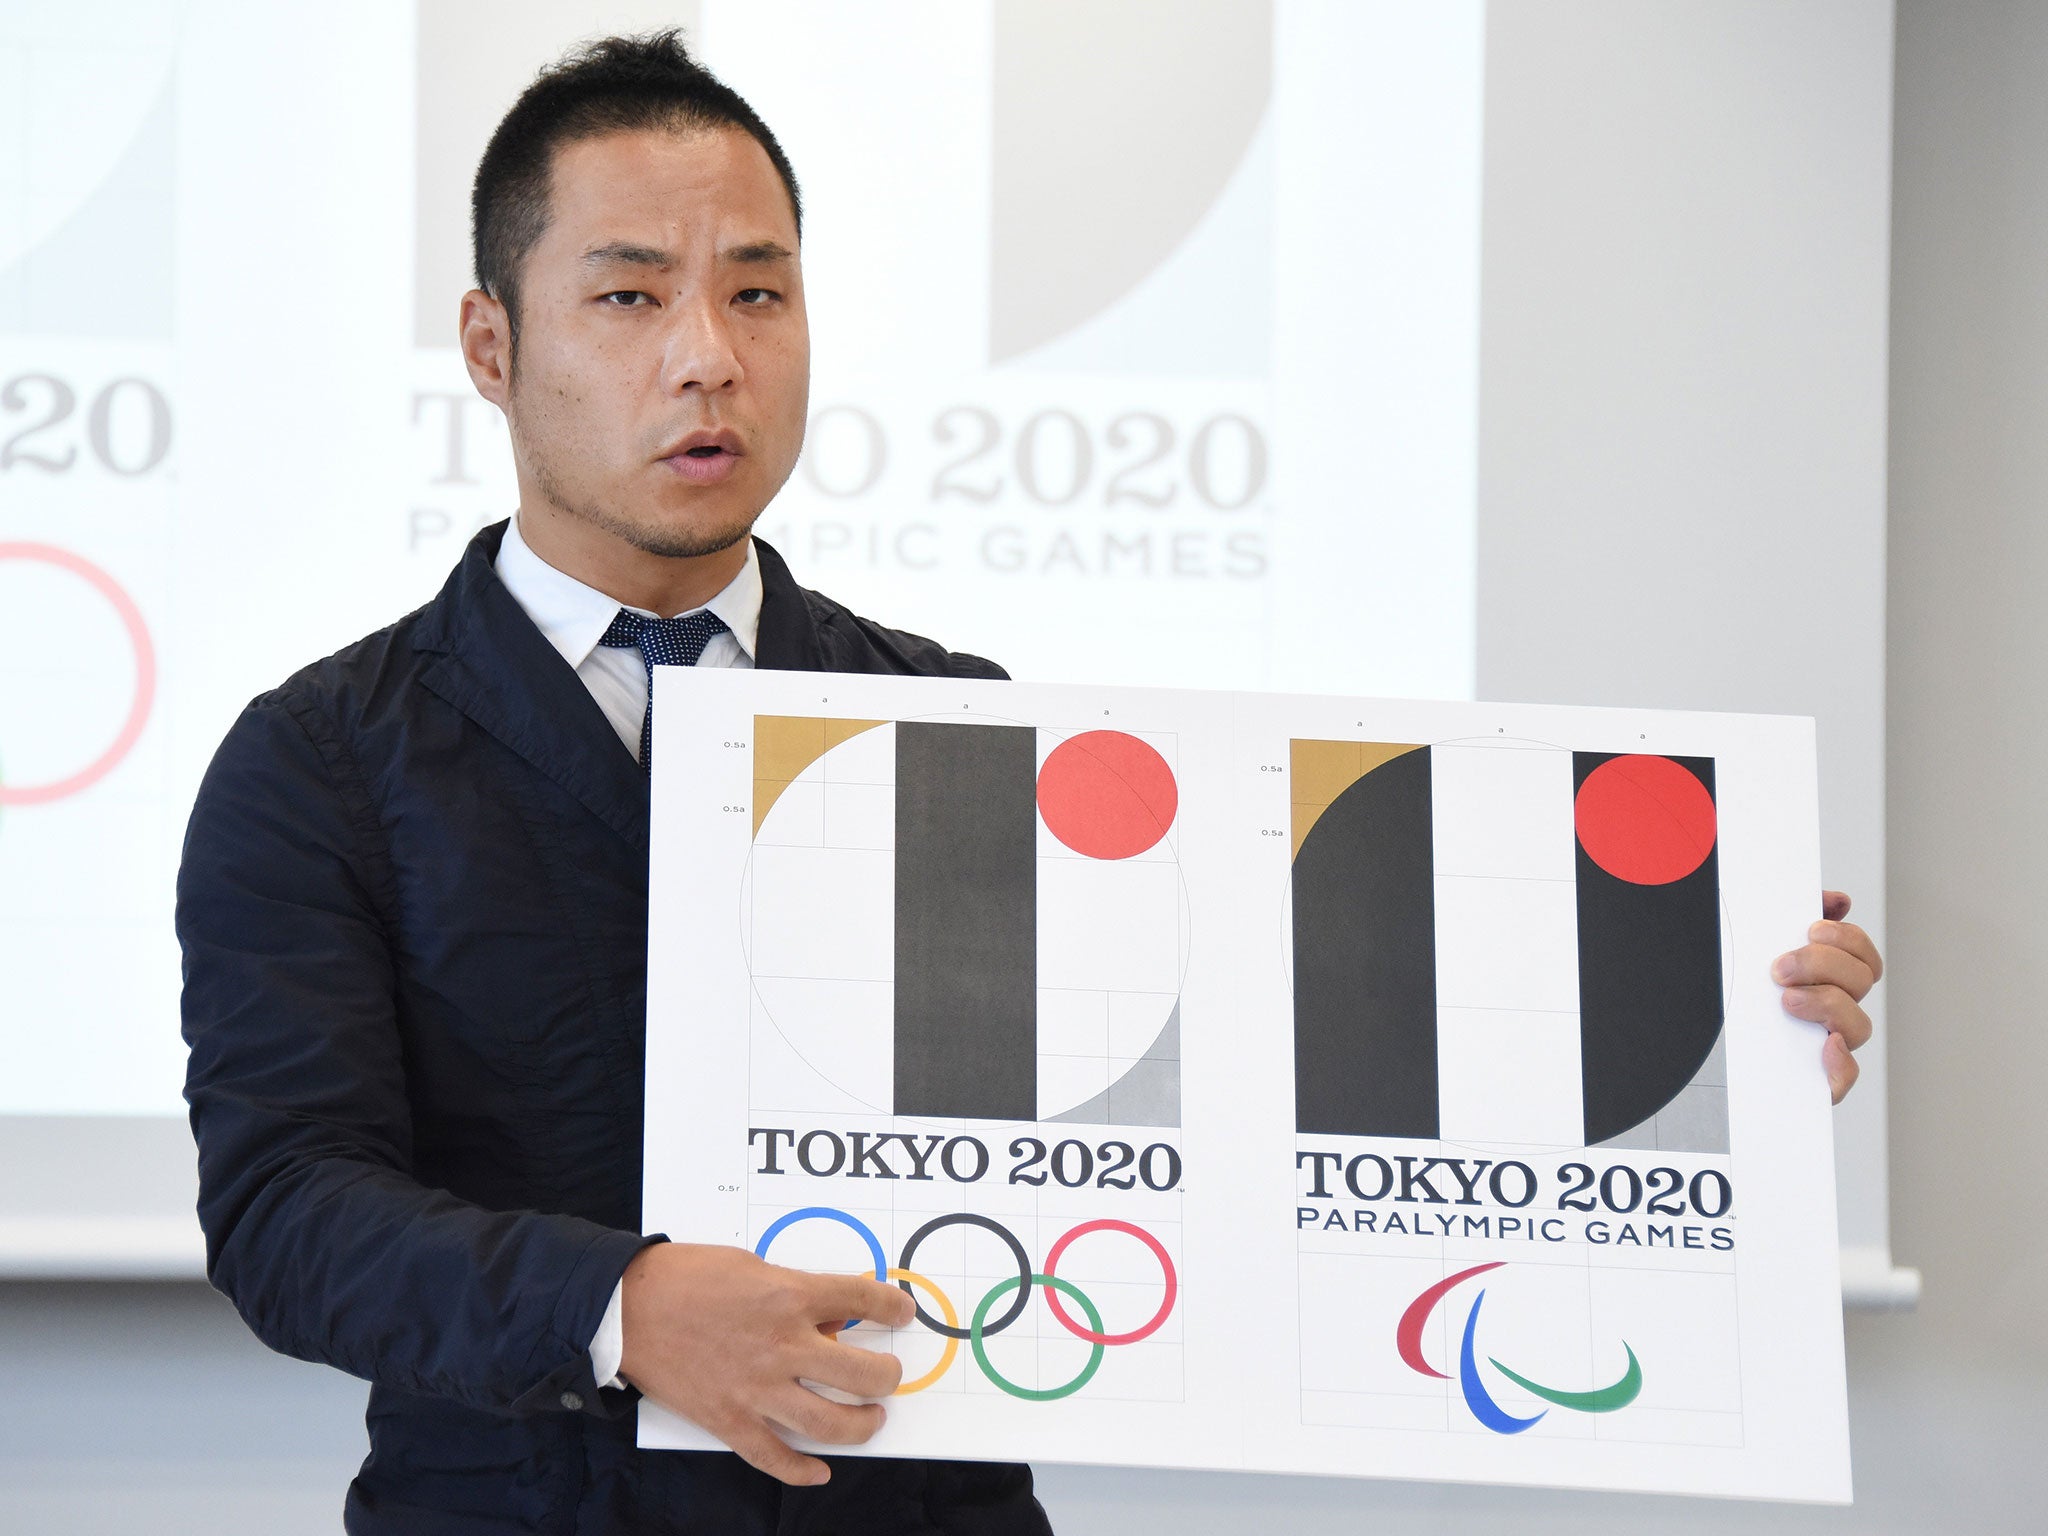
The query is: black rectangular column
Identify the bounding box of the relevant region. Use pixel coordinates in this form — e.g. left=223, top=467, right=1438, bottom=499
left=1574, top=753, right=1725, bottom=1144
left=894, top=722, right=1037, bottom=1120
left=1292, top=746, right=1439, bottom=1138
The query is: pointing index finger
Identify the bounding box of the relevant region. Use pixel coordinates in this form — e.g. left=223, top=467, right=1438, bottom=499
left=807, top=1271, right=916, bottom=1330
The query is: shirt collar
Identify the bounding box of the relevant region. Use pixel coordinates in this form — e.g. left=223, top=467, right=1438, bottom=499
left=494, top=514, right=762, bottom=668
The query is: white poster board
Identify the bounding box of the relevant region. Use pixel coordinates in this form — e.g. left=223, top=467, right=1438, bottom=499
left=641, top=669, right=1849, bottom=1501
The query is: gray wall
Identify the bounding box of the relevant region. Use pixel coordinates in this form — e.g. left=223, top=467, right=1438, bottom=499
left=1470, top=0, right=1898, bottom=1279
left=6, top=1, right=2045, bottom=1529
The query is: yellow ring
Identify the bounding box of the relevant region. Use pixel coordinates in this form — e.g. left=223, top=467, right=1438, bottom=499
left=888, top=1266, right=960, bottom=1394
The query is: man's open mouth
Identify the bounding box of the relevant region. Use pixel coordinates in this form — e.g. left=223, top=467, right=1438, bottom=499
left=661, top=429, right=745, bottom=460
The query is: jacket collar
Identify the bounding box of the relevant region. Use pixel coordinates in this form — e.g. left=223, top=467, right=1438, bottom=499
left=409, top=521, right=827, bottom=851
left=495, top=515, right=767, bottom=668
left=752, top=535, right=829, bottom=672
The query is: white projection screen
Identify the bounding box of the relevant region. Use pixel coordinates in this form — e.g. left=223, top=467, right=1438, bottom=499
left=0, top=0, right=1908, bottom=1305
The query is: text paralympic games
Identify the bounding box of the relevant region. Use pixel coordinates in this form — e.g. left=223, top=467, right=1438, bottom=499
left=1294, top=1149, right=1735, bottom=1251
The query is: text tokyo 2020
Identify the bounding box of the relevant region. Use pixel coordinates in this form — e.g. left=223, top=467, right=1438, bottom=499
left=748, top=1127, right=1182, bottom=1193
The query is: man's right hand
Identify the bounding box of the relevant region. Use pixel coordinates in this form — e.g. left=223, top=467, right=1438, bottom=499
left=616, top=1241, right=915, bottom=1486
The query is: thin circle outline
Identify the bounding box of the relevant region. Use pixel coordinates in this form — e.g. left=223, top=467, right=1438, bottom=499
left=754, top=1206, right=886, bottom=1331
left=896, top=1212, right=1032, bottom=1340
left=0, top=542, right=155, bottom=806
left=970, top=1273, right=1105, bottom=1402
left=886, top=1267, right=959, bottom=1394
left=1041, top=1218, right=1178, bottom=1346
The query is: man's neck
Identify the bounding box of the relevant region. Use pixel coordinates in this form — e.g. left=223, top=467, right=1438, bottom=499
left=516, top=504, right=751, bottom=618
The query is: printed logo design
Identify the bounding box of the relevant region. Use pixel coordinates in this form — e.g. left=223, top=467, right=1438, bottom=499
left=1291, top=742, right=1727, bottom=1153
left=1397, top=1262, right=1643, bottom=1434
left=755, top=1207, right=1177, bottom=1402
left=746, top=717, right=1187, bottom=1127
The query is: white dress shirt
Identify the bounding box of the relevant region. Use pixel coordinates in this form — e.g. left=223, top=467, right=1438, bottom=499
left=493, top=513, right=761, bottom=1390
left=495, top=513, right=761, bottom=758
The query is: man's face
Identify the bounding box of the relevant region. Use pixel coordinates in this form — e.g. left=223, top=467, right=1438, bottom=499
left=497, top=126, right=809, bottom=560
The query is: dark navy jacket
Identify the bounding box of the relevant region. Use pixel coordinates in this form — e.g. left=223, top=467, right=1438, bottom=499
left=178, top=523, right=1051, bottom=1535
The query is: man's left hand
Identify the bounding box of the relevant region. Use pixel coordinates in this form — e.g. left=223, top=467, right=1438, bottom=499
left=1771, top=890, right=1881, bottom=1104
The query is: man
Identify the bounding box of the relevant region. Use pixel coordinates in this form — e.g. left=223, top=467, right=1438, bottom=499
left=178, top=30, right=1881, bottom=1536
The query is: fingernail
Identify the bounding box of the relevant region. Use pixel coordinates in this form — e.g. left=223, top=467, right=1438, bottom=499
left=1771, top=955, right=1795, bottom=983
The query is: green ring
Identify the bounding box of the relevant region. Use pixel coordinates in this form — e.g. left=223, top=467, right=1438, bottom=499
left=970, top=1272, right=1106, bottom=1401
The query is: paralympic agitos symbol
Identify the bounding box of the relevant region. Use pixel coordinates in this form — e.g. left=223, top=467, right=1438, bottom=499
left=1399, top=1262, right=1643, bottom=1433
left=755, top=1207, right=1177, bottom=1402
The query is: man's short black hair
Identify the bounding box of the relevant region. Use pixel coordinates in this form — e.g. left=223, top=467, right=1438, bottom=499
left=471, top=29, right=802, bottom=335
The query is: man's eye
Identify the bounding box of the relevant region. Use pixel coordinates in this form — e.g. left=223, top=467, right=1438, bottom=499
left=600, top=290, right=653, bottom=307
left=736, top=288, right=778, bottom=306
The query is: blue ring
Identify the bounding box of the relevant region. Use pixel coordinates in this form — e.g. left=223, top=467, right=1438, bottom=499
left=754, top=1207, right=888, bottom=1331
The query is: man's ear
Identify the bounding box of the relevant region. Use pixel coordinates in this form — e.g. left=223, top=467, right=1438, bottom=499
left=460, top=289, right=513, bottom=407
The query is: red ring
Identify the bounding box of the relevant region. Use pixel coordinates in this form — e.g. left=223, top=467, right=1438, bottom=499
left=1040, top=1218, right=1178, bottom=1346
left=0, top=543, right=156, bottom=806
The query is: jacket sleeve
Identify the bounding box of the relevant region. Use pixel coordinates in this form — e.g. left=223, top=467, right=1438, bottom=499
left=178, top=689, right=654, bottom=1417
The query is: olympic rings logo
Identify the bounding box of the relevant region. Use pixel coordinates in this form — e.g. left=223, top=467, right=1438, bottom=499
left=0, top=543, right=156, bottom=808
left=754, top=1206, right=1179, bottom=1402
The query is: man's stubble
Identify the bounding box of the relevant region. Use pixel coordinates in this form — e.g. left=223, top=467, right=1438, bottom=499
left=512, top=378, right=764, bottom=565
left=529, top=446, right=756, bottom=562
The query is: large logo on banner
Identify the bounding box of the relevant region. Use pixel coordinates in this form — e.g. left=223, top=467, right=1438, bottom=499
left=409, top=1, right=1270, bottom=372
left=1398, top=1262, right=1643, bottom=1434
left=755, top=1206, right=1177, bottom=1401
left=0, top=9, right=179, bottom=339
left=405, top=7, right=1280, bottom=580
left=744, top=716, right=1186, bottom=1128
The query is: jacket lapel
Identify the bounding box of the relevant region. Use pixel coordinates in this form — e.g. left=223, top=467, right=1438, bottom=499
left=413, top=522, right=652, bottom=853
left=408, top=527, right=831, bottom=854
left=751, top=537, right=830, bottom=672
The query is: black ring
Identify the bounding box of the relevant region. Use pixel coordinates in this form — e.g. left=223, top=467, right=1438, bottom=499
left=897, top=1213, right=1032, bottom=1339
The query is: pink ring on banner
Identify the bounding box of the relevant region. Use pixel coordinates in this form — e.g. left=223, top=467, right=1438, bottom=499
left=0, top=543, right=156, bottom=806
left=1040, top=1218, right=1179, bottom=1346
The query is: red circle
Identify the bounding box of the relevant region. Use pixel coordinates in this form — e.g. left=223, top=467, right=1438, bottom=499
left=1574, top=755, right=1716, bottom=885
left=1041, top=1219, right=1178, bottom=1346
left=0, top=543, right=157, bottom=807
left=1036, top=731, right=1177, bottom=860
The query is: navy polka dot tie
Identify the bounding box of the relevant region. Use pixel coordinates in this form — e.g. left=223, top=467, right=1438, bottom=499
left=598, top=607, right=729, bottom=772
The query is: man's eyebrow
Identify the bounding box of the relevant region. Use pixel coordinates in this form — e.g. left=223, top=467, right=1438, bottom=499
left=724, top=240, right=795, bottom=266
left=578, top=240, right=794, bottom=270
left=581, top=241, right=675, bottom=269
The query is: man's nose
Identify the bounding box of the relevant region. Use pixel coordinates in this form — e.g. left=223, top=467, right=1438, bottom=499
left=661, top=299, right=743, bottom=393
